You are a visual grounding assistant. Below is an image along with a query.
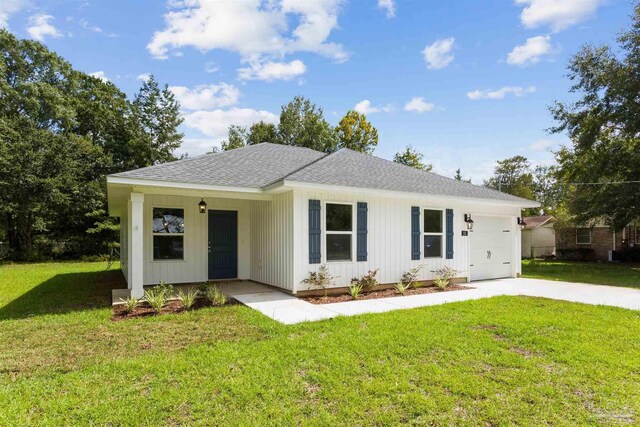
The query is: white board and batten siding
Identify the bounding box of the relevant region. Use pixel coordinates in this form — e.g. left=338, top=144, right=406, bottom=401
left=250, top=192, right=295, bottom=292
left=292, top=188, right=522, bottom=293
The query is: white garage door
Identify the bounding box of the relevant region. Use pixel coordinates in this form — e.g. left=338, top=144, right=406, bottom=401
left=469, top=216, right=514, bottom=281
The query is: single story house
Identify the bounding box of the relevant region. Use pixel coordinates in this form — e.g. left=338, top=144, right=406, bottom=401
left=521, top=215, right=555, bottom=259
left=106, top=143, right=539, bottom=298
left=556, top=222, right=639, bottom=261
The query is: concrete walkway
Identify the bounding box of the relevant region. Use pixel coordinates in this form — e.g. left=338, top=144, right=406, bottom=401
left=221, top=279, right=640, bottom=325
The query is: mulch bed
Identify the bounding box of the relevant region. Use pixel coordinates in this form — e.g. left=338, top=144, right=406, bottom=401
left=112, top=298, right=236, bottom=321
left=302, top=284, right=472, bottom=305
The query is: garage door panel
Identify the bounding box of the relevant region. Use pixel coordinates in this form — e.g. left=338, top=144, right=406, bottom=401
left=469, top=216, right=514, bottom=281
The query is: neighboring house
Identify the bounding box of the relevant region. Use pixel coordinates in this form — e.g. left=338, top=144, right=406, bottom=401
left=556, top=223, right=639, bottom=261
left=106, top=143, right=539, bottom=298
left=521, top=215, right=555, bottom=259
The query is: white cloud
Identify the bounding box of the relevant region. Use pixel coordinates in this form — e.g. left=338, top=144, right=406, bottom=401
left=530, top=139, right=553, bottom=151
left=169, top=83, right=241, bottom=110
left=354, top=99, right=392, bottom=114
left=467, top=86, right=536, bottom=100
left=377, top=0, right=395, bottom=18
left=79, top=19, right=102, bottom=33
left=404, top=97, right=435, bottom=113
left=238, top=59, right=306, bottom=81
left=205, top=61, right=219, bottom=73
left=516, top=0, right=604, bottom=32
left=422, top=37, right=455, bottom=70
left=89, top=71, right=109, bottom=82
left=183, top=108, right=279, bottom=139
left=0, top=0, right=26, bottom=28
left=136, top=73, right=151, bottom=82
left=507, top=35, right=553, bottom=66
left=27, top=14, right=63, bottom=41
left=147, top=0, right=348, bottom=78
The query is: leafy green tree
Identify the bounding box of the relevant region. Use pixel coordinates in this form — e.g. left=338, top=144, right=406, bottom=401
left=248, top=121, right=277, bottom=145
left=484, top=156, right=534, bottom=197
left=221, top=125, right=248, bottom=151
left=549, top=5, right=640, bottom=230
left=335, top=110, right=378, bottom=153
left=531, top=165, right=565, bottom=215
left=132, top=74, right=184, bottom=165
left=277, top=95, right=337, bottom=153
left=393, top=146, right=433, bottom=171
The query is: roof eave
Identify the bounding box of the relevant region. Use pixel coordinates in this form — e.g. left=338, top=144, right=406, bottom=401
left=281, top=180, right=541, bottom=208
left=106, top=176, right=264, bottom=194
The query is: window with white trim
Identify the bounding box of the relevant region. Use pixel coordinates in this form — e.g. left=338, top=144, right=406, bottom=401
left=152, top=208, right=184, bottom=260
left=576, top=228, right=591, bottom=245
left=423, top=209, right=443, bottom=258
left=326, top=203, right=352, bottom=261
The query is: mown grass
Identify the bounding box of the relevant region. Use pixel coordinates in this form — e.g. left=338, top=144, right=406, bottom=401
left=1, top=262, right=640, bottom=425
left=522, top=259, right=640, bottom=289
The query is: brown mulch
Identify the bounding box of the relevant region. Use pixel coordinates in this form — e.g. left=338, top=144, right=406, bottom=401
left=112, top=298, right=236, bottom=321
left=302, top=284, right=473, bottom=304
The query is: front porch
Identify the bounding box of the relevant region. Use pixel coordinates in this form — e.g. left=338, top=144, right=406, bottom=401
left=107, top=186, right=297, bottom=299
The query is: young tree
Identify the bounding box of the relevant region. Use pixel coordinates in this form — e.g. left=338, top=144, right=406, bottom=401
left=454, top=168, right=471, bottom=183
left=549, top=5, right=640, bottom=230
left=393, top=146, right=433, bottom=171
left=335, top=110, right=378, bottom=153
left=277, top=95, right=338, bottom=153
left=132, top=74, right=184, bottom=165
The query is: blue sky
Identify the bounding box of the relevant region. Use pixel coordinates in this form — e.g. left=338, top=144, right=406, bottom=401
left=0, top=0, right=631, bottom=181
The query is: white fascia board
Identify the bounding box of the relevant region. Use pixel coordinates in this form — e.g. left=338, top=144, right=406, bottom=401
left=280, top=179, right=541, bottom=208
left=107, top=176, right=263, bottom=194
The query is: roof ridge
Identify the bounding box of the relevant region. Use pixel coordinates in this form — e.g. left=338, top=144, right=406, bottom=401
left=336, top=147, right=535, bottom=204
left=265, top=150, right=333, bottom=187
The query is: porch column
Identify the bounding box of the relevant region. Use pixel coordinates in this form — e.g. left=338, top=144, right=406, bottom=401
left=128, top=192, right=145, bottom=298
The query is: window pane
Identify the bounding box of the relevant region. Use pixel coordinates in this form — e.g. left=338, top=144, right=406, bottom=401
left=326, top=234, right=352, bottom=261
left=153, top=236, right=184, bottom=260
left=576, top=228, right=591, bottom=244
left=424, top=235, right=442, bottom=258
left=153, top=208, right=184, bottom=233
left=423, top=209, right=442, bottom=233
left=326, top=204, right=352, bottom=231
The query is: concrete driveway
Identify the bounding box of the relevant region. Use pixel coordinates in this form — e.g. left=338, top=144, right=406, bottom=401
left=224, top=278, right=640, bottom=325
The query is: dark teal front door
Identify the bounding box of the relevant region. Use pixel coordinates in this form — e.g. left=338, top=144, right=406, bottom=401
left=208, top=210, right=238, bottom=280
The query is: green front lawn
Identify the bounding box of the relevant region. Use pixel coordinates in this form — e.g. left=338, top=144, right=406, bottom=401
left=522, top=259, right=640, bottom=288
left=1, top=262, right=640, bottom=425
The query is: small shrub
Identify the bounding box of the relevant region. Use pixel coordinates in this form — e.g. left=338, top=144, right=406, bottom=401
left=197, top=282, right=209, bottom=298
left=177, top=287, right=198, bottom=310
left=144, top=289, right=167, bottom=314
left=349, top=283, right=363, bottom=300
left=300, top=265, right=335, bottom=295
left=432, top=266, right=458, bottom=291
left=155, top=281, right=175, bottom=299
left=207, top=285, right=228, bottom=306
left=351, top=269, right=379, bottom=292
left=120, top=296, right=139, bottom=313
left=401, top=265, right=422, bottom=288
left=433, top=277, right=449, bottom=290
left=394, top=282, right=410, bottom=295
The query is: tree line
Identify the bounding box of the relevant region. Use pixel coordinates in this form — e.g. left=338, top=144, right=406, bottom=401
left=0, top=30, right=183, bottom=260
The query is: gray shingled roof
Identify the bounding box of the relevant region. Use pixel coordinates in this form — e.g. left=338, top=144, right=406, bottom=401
left=110, top=143, right=326, bottom=188
left=285, top=148, right=536, bottom=204
left=109, top=143, right=537, bottom=204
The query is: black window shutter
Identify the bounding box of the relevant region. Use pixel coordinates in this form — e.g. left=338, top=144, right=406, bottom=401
left=309, top=200, right=321, bottom=264
left=411, top=206, right=420, bottom=260
left=357, top=202, right=368, bottom=261
left=446, top=208, right=454, bottom=259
